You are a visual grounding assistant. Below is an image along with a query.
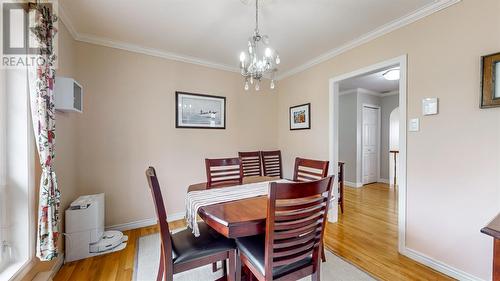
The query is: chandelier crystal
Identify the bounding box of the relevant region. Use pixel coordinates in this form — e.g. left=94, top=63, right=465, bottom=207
left=239, top=0, right=280, bottom=91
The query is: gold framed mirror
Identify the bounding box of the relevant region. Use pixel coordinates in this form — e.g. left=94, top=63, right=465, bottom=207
left=481, top=52, right=500, bottom=108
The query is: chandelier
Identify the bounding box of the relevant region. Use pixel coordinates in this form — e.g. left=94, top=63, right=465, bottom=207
left=239, top=0, right=280, bottom=91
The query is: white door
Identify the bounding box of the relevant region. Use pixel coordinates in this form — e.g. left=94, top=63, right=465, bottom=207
left=362, top=106, right=380, bottom=185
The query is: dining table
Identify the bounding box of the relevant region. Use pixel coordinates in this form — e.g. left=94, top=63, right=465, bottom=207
left=187, top=175, right=339, bottom=281
left=187, top=176, right=279, bottom=239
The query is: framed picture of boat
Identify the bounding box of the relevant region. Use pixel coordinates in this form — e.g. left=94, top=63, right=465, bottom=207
left=289, top=103, right=311, bottom=130
left=175, top=91, right=226, bottom=129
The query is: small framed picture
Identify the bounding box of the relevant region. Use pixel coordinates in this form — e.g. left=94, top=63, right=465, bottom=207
left=176, top=91, right=226, bottom=129
left=481, top=52, right=500, bottom=108
left=290, top=103, right=311, bottom=130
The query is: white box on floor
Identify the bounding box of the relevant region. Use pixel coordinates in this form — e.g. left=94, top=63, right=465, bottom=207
left=65, top=193, right=127, bottom=262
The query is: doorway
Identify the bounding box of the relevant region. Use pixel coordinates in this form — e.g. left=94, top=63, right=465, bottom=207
left=329, top=55, right=407, bottom=252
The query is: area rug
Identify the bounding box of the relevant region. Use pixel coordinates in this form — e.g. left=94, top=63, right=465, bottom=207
left=133, top=233, right=375, bottom=281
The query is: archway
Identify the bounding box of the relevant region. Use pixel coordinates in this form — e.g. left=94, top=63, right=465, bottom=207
left=389, top=107, right=400, bottom=187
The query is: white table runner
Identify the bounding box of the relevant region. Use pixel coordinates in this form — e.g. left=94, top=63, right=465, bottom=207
left=185, top=179, right=288, bottom=237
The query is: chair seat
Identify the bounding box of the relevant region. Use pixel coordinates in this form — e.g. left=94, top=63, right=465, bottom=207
left=236, top=235, right=312, bottom=279
left=172, top=222, right=236, bottom=265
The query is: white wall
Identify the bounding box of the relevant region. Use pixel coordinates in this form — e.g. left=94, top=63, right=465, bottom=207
left=338, top=90, right=357, bottom=183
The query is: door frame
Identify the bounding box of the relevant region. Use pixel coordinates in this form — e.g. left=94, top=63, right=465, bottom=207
left=328, top=55, right=407, bottom=253
left=360, top=104, right=381, bottom=185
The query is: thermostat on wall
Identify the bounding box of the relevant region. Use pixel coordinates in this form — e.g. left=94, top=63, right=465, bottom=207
left=422, top=98, right=438, bottom=115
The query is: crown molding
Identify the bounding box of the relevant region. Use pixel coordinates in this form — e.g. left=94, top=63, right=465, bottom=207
left=75, top=33, right=241, bottom=73
left=340, top=88, right=399, bottom=97
left=381, top=90, right=399, bottom=97
left=276, top=0, right=461, bottom=80
left=358, top=88, right=383, bottom=97
left=57, top=3, right=79, bottom=40
left=339, top=89, right=358, bottom=96
left=57, top=3, right=240, bottom=74
left=58, top=0, right=460, bottom=79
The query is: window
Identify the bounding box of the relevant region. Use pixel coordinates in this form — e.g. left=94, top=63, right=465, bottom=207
left=0, top=67, right=34, bottom=280
left=0, top=70, right=7, bottom=272
left=0, top=3, right=37, bottom=279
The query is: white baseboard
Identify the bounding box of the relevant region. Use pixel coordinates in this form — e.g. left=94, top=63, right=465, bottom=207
left=378, top=178, right=390, bottom=184
left=344, top=181, right=363, bottom=188
left=31, top=254, right=64, bottom=281
left=32, top=272, right=51, bottom=281
left=345, top=180, right=390, bottom=187
left=401, top=247, right=484, bottom=281
left=106, top=212, right=185, bottom=231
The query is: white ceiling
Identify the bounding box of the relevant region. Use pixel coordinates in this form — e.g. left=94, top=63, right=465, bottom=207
left=339, top=67, right=400, bottom=93
left=59, top=0, right=442, bottom=77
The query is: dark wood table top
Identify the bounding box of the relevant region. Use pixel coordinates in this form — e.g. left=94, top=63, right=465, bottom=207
left=187, top=176, right=279, bottom=238
left=481, top=213, right=500, bottom=239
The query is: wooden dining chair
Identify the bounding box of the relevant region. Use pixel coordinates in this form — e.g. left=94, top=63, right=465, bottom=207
left=145, top=167, right=237, bottom=281
left=293, top=157, right=330, bottom=263
left=293, top=157, right=329, bottom=182
left=260, top=150, right=283, bottom=178
left=205, top=158, right=243, bottom=188
left=235, top=176, right=334, bottom=281
left=238, top=151, right=262, bottom=177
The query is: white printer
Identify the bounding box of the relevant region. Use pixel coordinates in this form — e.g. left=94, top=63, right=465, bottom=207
left=65, top=193, right=127, bottom=262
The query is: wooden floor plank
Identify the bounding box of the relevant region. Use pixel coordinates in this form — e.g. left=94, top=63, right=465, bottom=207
left=53, top=183, right=454, bottom=281
left=52, top=260, right=76, bottom=281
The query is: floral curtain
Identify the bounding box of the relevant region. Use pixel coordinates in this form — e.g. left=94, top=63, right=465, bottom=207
left=28, top=2, right=60, bottom=261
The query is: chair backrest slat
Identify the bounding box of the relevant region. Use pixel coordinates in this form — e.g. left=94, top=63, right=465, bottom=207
left=145, top=167, right=173, bottom=281
left=293, top=157, right=329, bottom=182
left=261, top=150, right=283, bottom=178
left=205, top=158, right=243, bottom=188
left=238, top=151, right=262, bottom=177
left=264, top=177, right=334, bottom=278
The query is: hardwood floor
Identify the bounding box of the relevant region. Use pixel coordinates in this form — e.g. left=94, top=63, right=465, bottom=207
left=54, top=183, right=453, bottom=281
left=324, top=183, right=454, bottom=281
left=53, top=220, right=185, bottom=281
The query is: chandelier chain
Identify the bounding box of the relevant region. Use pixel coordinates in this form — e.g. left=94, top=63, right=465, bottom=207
left=255, top=0, right=259, bottom=34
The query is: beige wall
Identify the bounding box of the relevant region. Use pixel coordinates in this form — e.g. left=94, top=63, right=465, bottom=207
left=73, top=42, right=279, bottom=226
left=22, top=1, right=500, bottom=279
left=277, top=0, right=500, bottom=279
left=55, top=22, right=80, bottom=219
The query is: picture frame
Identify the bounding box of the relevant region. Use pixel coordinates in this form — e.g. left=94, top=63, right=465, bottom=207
left=480, top=52, right=500, bottom=108
left=289, top=103, right=311, bottom=130
left=175, top=91, right=226, bottom=129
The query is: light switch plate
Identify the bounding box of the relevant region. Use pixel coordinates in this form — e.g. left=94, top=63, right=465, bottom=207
left=422, top=98, right=438, bottom=115
left=409, top=118, right=420, bottom=132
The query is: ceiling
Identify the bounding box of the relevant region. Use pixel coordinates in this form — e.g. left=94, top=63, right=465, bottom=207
left=339, top=66, right=400, bottom=93
left=59, top=0, right=441, bottom=77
